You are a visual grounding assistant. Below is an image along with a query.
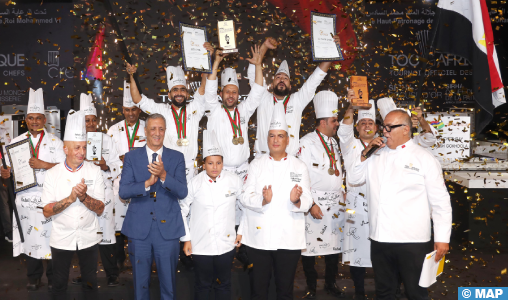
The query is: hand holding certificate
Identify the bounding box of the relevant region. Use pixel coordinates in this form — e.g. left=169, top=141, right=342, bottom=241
left=5, top=139, right=37, bottom=193
left=311, top=12, right=344, bottom=61
left=180, top=23, right=212, bottom=73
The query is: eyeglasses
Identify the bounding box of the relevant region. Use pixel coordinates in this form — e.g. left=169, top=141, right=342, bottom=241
left=380, top=124, right=407, bottom=132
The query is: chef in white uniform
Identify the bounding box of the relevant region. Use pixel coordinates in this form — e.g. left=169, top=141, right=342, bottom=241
left=126, top=45, right=213, bottom=180
left=377, top=97, right=438, bottom=148
left=248, top=35, right=341, bottom=156
left=1, top=88, right=65, bottom=291
left=0, top=121, right=12, bottom=242
left=41, top=109, right=106, bottom=300
left=69, top=93, right=122, bottom=287
left=180, top=130, right=243, bottom=300
left=347, top=109, right=452, bottom=300
left=297, top=91, right=345, bottom=299
left=204, top=46, right=264, bottom=226
left=107, top=81, right=146, bottom=270
left=338, top=98, right=376, bottom=300
left=240, top=104, right=312, bottom=300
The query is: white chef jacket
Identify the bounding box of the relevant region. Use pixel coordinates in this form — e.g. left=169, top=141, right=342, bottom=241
left=347, top=139, right=452, bottom=243
left=7, top=129, right=66, bottom=259
left=138, top=91, right=205, bottom=178
left=41, top=161, right=105, bottom=251
left=204, top=78, right=265, bottom=167
left=297, top=131, right=345, bottom=256
left=253, top=66, right=328, bottom=156
left=180, top=170, right=243, bottom=255
left=94, top=133, right=122, bottom=244
left=240, top=154, right=312, bottom=250
left=107, top=119, right=147, bottom=231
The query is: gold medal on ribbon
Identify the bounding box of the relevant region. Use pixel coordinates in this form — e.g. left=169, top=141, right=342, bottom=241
left=177, top=139, right=183, bottom=146
left=328, top=168, right=335, bottom=175
left=232, top=137, right=239, bottom=145
left=237, top=136, right=244, bottom=145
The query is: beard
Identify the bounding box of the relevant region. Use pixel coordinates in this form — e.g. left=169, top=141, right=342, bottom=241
left=223, top=99, right=237, bottom=110
left=273, top=83, right=290, bottom=97
left=171, top=95, right=186, bottom=107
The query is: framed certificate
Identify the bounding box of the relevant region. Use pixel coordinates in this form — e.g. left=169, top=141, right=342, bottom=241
left=86, top=132, right=103, bottom=161
left=310, top=11, right=344, bottom=62
left=5, top=139, right=37, bottom=193
left=217, top=20, right=237, bottom=53
left=179, top=23, right=212, bottom=73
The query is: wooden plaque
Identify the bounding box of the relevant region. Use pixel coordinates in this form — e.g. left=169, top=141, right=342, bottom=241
left=350, top=76, right=371, bottom=109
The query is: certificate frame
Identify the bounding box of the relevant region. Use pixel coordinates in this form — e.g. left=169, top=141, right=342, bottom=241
left=310, top=11, right=344, bottom=62
left=5, top=138, right=37, bottom=193
left=179, top=22, right=212, bottom=73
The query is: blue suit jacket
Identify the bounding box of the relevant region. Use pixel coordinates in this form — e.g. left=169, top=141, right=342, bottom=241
left=119, top=146, right=188, bottom=240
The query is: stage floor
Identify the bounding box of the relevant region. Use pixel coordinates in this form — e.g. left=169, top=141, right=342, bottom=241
left=0, top=239, right=504, bottom=300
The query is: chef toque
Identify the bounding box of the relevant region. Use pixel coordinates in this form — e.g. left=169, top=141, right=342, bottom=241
left=357, top=100, right=376, bottom=122
left=221, top=68, right=239, bottom=89
left=203, top=130, right=223, bottom=158
left=123, top=80, right=136, bottom=108
left=64, top=110, right=86, bottom=142
left=313, top=91, right=339, bottom=119
left=80, top=93, right=97, bottom=116
left=275, top=60, right=290, bottom=79
left=269, top=103, right=288, bottom=132
left=166, top=65, right=187, bottom=91
left=27, top=88, right=45, bottom=115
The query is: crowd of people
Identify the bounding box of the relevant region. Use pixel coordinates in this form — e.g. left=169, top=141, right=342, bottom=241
left=0, top=36, right=452, bottom=300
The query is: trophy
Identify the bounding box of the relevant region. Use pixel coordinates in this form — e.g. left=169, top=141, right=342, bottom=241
left=218, top=20, right=237, bottom=53
left=350, top=76, right=372, bottom=109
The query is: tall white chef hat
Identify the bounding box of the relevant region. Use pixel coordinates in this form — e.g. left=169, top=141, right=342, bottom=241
left=357, top=100, right=376, bottom=123
left=377, top=97, right=397, bottom=120
left=377, top=97, right=412, bottom=120
left=123, top=80, right=136, bottom=108
left=166, top=65, right=187, bottom=91
left=269, top=103, right=288, bottom=132
left=221, top=68, right=239, bottom=89
left=27, top=88, right=45, bottom=115
left=80, top=93, right=97, bottom=116
left=63, top=110, right=86, bottom=142
left=314, top=91, right=339, bottom=119
left=275, top=60, right=290, bottom=79
left=203, top=130, right=223, bottom=159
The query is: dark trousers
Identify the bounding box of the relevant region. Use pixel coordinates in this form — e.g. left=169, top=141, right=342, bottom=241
left=129, top=220, right=180, bottom=300
left=51, top=244, right=99, bottom=300
left=0, top=178, right=11, bottom=234
left=371, top=240, right=430, bottom=300
left=192, top=248, right=236, bottom=300
left=301, top=254, right=339, bottom=288
left=116, top=232, right=126, bottom=264
left=246, top=246, right=301, bottom=300
left=99, top=243, right=119, bottom=278
left=350, top=266, right=366, bottom=295
left=26, top=255, right=53, bottom=282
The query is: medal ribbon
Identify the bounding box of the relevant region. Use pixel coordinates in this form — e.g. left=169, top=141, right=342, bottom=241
left=64, top=160, right=84, bottom=172
left=28, top=130, right=45, bottom=159
left=316, top=129, right=338, bottom=172
left=273, top=95, right=290, bottom=113
left=223, top=106, right=243, bottom=138
left=360, top=139, right=368, bottom=149
left=171, top=106, right=187, bottom=139
left=124, top=120, right=140, bottom=150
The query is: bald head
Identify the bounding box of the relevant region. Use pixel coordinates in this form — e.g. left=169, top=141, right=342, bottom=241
left=383, top=110, right=411, bottom=149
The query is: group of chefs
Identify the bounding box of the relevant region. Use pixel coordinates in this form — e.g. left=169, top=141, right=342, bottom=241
left=0, top=35, right=451, bottom=300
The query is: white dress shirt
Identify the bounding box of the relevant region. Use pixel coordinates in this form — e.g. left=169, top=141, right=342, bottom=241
left=204, top=78, right=265, bottom=167
left=347, top=139, right=452, bottom=243
left=180, top=170, right=243, bottom=255
left=41, top=161, right=105, bottom=250
left=240, top=154, right=312, bottom=250
left=138, top=92, right=205, bottom=171
left=253, top=66, right=328, bottom=156
left=144, top=146, right=164, bottom=191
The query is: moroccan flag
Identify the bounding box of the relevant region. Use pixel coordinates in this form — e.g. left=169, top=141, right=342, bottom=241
left=434, top=0, right=505, bottom=132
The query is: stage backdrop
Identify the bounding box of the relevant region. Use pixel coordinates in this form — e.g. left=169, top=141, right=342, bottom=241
left=0, top=3, right=74, bottom=111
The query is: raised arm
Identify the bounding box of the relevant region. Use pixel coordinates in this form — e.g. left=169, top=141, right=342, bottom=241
left=126, top=62, right=142, bottom=104
left=240, top=45, right=267, bottom=117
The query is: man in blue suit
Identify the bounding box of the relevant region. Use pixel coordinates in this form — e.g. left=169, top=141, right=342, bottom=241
left=119, top=113, right=188, bottom=300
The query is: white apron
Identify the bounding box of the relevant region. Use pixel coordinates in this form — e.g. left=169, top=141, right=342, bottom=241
left=10, top=131, right=65, bottom=259
left=302, top=189, right=345, bottom=256
left=342, top=192, right=372, bottom=267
